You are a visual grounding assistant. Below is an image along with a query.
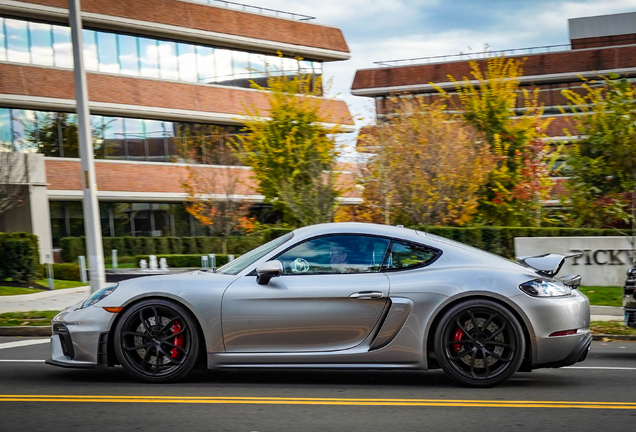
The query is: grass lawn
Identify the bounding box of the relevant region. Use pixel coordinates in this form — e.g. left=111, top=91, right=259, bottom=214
left=105, top=262, right=136, bottom=269
left=579, top=286, right=623, bottom=307
left=0, top=279, right=87, bottom=296
left=590, top=320, right=636, bottom=336
left=0, top=311, right=60, bottom=326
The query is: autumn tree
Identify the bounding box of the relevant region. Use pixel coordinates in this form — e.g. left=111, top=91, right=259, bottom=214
left=561, top=75, right=636, bottom=229
left=359, top=97, right=491, bottom=226
left=240, top=72, right=343, bottom=226
left=181, top=125, right=254, bottom=253
left=444, top=56, right=556, bottom=226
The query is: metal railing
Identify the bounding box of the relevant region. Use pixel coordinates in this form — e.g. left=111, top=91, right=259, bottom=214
left=374, top=44, right=572, bottom=68
left=190, top=0, right=315, bottom=21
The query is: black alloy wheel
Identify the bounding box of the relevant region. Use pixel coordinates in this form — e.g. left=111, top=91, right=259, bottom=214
left=434, top=299, right=525, bottom=387
left=114, top=299, right=200, bottom=383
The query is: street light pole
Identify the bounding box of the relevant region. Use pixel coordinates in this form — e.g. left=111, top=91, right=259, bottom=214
left=68, top=0, right=105, bottom=293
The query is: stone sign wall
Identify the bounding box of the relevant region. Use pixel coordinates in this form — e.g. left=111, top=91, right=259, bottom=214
left=514, top=236, right=635, bottom=286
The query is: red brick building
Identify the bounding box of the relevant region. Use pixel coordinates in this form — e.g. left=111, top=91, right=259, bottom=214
left=0, top=0, right=355, bottom=259
left=351, top=11, right=636, bottom=207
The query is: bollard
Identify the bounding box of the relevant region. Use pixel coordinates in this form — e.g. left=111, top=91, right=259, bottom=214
left=78, top=255, right=88, bottom=284
left=228, top=254, right=235, bottom=262
left=201, top=255, right=209, bottom=269
left=46, top=253, right=55, bottom=291
left=112, top=249, right=118, bottom=269
left=209, top=254, right=216, bottom=268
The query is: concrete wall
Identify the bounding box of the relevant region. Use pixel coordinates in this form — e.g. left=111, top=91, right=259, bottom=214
left=0, top=154, right=53, bottom=263
left=515, top=236, right=635, bottom=287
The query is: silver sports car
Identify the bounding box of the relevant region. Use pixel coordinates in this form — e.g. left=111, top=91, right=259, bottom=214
left=47, top=223, right=591, bottom=387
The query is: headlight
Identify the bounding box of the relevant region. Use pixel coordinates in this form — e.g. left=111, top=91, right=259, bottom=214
left=519, top=279, right=571, bottom=297
left=77, top=284, right=119, bottom=309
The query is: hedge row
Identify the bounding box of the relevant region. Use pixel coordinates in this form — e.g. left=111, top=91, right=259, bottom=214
left=39, top=263, right=82, bottom=281
left=414, top=226, right=621, bottom=258
left=0, top=233, right=40, bottom=283
left=60, top=234, right=277, bottom=263
left=134, top=254, right=238, bottom=268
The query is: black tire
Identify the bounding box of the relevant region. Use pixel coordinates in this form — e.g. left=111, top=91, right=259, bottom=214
left=114, top=299, right=200, bottom=383
left=434, top=299, right=525, bottom=388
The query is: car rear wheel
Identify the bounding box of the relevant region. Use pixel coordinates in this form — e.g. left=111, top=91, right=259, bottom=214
left=434, top=299, right=525, bottom=387
left=114, top=299, right=199, bottom=383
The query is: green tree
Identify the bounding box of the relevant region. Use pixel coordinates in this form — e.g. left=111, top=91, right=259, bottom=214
left=442, top=56, right=556, bottom=226
left=240, top=71, right=343, bottom=226
left=562, top=75, right=636, bottom=228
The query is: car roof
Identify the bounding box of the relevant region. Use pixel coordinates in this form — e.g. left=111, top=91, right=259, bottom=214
left=291, top=222, right=424, bottom=242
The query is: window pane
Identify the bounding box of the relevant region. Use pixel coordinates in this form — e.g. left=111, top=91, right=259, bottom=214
left=29, top=22, right=53, bottom=66
left=0, top=18, right=6, bottom=61
left=233, top=50, right=250, bottom=88
left=250, top=53, right=267, bottom=87
left=5, top=19, right=30, bottom=63
left=91, top=115, right=104, bottom=159
left=266, top=55, right=283, bottom=76
left=383, top=241, right=439, bottom=270
left=60, top=113, right=79, bottom=158
left=49, top=201, right=66, bottom=246
left=10, top=109, right=27, bottom=151
left=145, top=119, right=166, bottom=162
left=33, top=111, right=60, bottom=157
left=97, top=31, right=119, bottom=73
left=152, top=203, right=171, bottom=236
left=113, top=203, right=131, bottom=237
left=196, top=46, right=214, bottom=83
left=313, top=61, right=322, bottom=77
left=215, top=48, right=233, bottom=85
left=299, top=60, right=313, bottom=75
left=82, top=29, right=98, bottom=71
left=281, top=57, right=298, bottom=79
left=132, top=203, right=152, bottom=236
left=52, top=26, right=72, bottom=68
left=67, top=201, right=84, bottom=237
left=171, top=204, right=190, bottom=237
left=124, top=118, right=145, bottom=160
left=158, top=40, right=178, bottom=80
left=164, top=121, right=180, bottom=162
left=139, top=37, right=159, bottom=78
left=103, top=117, right=125, bottom=159
left=177, top=43, right=197, bottom=82
left=277, top=235, right=390, bottom=275
left=0, top=108, right=12, bottom=150
left=118, top=34, right=139, bottom=76
left=99, top=202, right=111, bottom=237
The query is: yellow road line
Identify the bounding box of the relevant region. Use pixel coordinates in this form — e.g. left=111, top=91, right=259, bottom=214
left=0, top=395, right=635, bottom=409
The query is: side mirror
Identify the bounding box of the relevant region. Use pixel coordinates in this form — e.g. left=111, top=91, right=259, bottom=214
left=256, top=260, right=283, bottom=285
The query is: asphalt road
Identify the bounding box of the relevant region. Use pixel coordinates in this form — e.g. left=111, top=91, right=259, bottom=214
left=1, top=337, right=636, bottom=432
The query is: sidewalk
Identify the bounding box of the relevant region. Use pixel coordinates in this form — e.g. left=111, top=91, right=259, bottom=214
left=0, top=287, right=625, bottom=321
left=0, top=286, right=90, bottom=314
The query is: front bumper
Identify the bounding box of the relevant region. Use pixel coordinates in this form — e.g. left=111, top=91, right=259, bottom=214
left=45, top=303, right=116, bottom=369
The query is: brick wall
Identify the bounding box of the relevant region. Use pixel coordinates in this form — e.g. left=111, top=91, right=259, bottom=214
left=45, top=159, right=361, bottom=198
left=0, top=63, right=354, bottom=125
left=13, top=0, right=349, bottom=54
left=572, top=34, right=636, bottom=49
left=352, top=45, right=636, bottom=91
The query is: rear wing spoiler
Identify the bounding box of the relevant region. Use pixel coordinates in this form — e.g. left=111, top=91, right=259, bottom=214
left=516, top=252, right=583, bottom=283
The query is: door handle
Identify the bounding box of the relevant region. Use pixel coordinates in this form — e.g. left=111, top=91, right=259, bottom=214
left=349, top=291, right=384, bottom=299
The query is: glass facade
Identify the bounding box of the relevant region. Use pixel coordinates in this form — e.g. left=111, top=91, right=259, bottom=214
left=50, top=201, right=204, bottom=245
left=0, top=16, right=323, bottom=89
left=0, top=107, right=243, bottom=164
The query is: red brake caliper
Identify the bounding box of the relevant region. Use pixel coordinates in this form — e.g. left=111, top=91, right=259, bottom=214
left=452, top=327, right=464, bottom=354
left=170, top=321, right=184, bottom=360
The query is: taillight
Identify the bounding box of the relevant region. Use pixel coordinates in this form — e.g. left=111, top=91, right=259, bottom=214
left=549, top=329, right=577, bottom=337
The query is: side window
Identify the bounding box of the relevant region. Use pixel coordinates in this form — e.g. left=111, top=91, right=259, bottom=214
left=383, top=241, right=439, bottom=271
left=276, top=235, right=390, bottom=275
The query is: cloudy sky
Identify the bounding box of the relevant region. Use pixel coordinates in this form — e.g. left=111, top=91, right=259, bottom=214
left=237, top=0, right=636, bottom=127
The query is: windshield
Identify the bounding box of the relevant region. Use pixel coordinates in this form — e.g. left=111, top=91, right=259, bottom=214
left=216, top=232, right=294, bottom=275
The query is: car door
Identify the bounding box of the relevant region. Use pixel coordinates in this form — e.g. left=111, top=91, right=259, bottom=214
left=222, top=235, right=391, bottom=353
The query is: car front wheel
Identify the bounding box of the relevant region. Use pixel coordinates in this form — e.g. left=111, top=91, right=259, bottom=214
left=434, top=299, right=525, bottom=387
left=114, top=299, right=200, bottom=383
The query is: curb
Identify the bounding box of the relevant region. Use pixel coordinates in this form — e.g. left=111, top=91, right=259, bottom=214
left=592, top=334, right=636, bottom=341
left=0, top=326, right=51, bottom=336
left=0, top=286, right=89, bottom=303
left=589, top=305, right=623, bottom=317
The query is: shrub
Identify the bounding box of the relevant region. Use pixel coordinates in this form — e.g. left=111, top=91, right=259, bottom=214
left=0, top=233, right=40, bottom=283
left=60, top=236, right=85, bottom=263
left=166, top=237, right=183, bottom=255
left=51, top=263, right=81, bottom=281
left=182, top=237, right=198, bottom=254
